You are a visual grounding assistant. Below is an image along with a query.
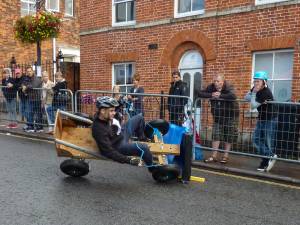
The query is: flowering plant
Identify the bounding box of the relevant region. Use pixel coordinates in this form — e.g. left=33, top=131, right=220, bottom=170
left=14, top=11, right=61, bottom=43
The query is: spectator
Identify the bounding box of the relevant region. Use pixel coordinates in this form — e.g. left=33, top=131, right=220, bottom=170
left=21, top=65, right=43, bottom=132
left=52, top=71, right=68, bottom=114
left=198, top=74, right=239, bottom=164
left=245, top=71, right=278, bottom=172
left=128, top=73, right=144, bottom=117
left=1, top=68, right=17, bottom=128
left=42, top=71, right=55, bottom=134
left=15, top=68, right=29, bottom=124
left=167, top=70, right=188, bottom=126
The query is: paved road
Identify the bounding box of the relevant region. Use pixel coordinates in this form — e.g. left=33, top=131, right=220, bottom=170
left=0, top=134, right=299, bottom=225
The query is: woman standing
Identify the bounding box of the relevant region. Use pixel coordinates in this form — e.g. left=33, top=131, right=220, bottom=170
left=52, top=72, right=68, bottom=114
left=1, top=68, right=17, bottom=128
left=128, top=73, right=144, bottom=117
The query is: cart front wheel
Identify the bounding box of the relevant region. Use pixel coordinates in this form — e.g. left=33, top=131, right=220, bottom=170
left=60, top=159, right=90, bottom=177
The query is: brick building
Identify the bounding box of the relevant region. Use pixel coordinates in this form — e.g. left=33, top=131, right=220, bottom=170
left=80, top=0, right=300, bottom=103
left=0, top=0, right=80, bottom=90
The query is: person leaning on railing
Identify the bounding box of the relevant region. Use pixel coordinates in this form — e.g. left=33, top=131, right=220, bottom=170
left=42, top=71, right=55, bottom=134
left=198, top=74, right=239, bottom=164
left=52, top=71, right=68, bottom=114
left=244, top=71, right=278, bottom=172
left=21, top=66, right=43, bottom=133
left=1, top=68, right=18, bottom=129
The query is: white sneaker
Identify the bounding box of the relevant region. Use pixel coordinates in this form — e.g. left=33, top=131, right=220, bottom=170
left=266, top=154, right=277, bottom=172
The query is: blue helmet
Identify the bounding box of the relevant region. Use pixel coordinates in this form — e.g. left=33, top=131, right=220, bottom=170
left=253, top=71, right=268, bottom=81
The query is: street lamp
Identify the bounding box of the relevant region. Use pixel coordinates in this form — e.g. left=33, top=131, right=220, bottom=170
left=57, top=49, right=64, bottom=72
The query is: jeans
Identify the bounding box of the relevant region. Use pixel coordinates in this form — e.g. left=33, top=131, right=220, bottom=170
left=27, top=100, right=43, bottom=129
left=123, top=113, right=145, bottom=142
left=19, top=98, right=28, bottom=121
left=118, top=143, right=153, bottom=166
left=6, top=99, right=17, bottom=122
left=44, top=104, right=55, bottom=125
left=253, top=118, right=278, bottom=157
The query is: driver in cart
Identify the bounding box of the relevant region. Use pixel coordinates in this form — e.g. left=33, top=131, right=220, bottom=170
left=92, top=96, right=156, bottom=173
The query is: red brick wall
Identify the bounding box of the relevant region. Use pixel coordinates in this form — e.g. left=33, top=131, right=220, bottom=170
left=0, top=0, right=80, bottom=68
left=80, top=1, right=300, bottom=100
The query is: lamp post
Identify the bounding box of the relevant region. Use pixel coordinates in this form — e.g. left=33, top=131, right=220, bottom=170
left=35, top=0, right=46, bottom=77
left=10, top=56, right=17, bottom=77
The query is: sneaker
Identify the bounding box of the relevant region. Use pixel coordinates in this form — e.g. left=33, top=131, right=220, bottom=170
left=24, top=127, right=35, bottom=133
left=257, top=159, right=268, bottom=172
left=11, top=123, right=18, bottom=129
left=266, top=154, right=277, bottom=172
left=35, top=128, right=44, bottom=133
left=6, top=124, right=13, bottom=129
left=23, top=125, right=28, bottom=130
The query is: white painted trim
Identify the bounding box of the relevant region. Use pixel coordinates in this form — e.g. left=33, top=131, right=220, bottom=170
left=65, top=0, right=74, bottom=17
left=111, top=62, right=135, bottom=90
left=255, top=0, right=290, bottom=6
left=45, top=0, right=60, bottom=12
left=112, top=0, right=136, bottom=27
left=174, top=0, right=205, bottom=18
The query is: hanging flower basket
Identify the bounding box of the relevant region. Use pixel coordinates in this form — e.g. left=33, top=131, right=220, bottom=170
left=14, top=11, right=62, bottom=43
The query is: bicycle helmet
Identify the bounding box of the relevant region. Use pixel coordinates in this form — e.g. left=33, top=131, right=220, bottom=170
left=96, top=96, right=119, bottom=109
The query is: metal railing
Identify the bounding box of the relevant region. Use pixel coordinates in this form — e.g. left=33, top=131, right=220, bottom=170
left=193, top=97, right=300, bottom=163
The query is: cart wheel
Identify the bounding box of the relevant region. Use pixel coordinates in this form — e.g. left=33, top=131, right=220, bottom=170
left=60, top=159, right=90, bottom=177
left=151, top=164, right=180, bottom=183
left=144, top=119, right=169, bottom=139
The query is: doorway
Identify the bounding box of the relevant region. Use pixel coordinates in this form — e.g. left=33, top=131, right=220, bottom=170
left=179, top=50, right=203, bottom=133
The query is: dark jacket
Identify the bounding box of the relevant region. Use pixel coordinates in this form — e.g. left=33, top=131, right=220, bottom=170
left=198, top=81, right=239, bottom=123
left=254, top=86, right=278, bottom=121
left=23, top=76, right=43, bottom=101
left=168, top=80, right=188, bottom=109
left=129, top=86, right=144, bottom=115
left=2, top=77, right=17, bottom=101
left=52, top=80, right=68, bottom=107
left=15, top=75, right=30, bottom=100
left=92, top=116, right=130, bottom=164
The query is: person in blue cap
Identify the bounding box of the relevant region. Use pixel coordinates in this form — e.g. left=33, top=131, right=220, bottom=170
left=245, top=71, right=278, bottom=172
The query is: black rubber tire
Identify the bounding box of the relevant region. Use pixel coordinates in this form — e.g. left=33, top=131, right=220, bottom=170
left=151, top=164, right=180, bottom=183
left=144, top=119, right=169, bottom=139
left=60, top=159, right=90, bottom=177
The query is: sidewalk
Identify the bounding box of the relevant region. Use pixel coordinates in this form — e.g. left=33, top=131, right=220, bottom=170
left=1, top=123, right=300, bottom=185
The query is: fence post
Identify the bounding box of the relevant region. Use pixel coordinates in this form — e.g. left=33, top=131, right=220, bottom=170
left=160, top=90, right=164, bottom=119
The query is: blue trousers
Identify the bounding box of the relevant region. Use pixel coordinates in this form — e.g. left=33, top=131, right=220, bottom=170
left=253, top=119, right=278, bottom=157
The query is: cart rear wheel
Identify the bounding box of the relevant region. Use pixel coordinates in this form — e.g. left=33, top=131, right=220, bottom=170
left=151, top=164, right=180, bottom=183
left=60, top=159, right=90, bottom=177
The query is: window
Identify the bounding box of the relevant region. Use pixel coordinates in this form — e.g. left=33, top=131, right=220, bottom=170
left=112, top=0, right=136, bottom=26
left=65, top=0, right=74, bottom=16
left=253, top=50, right=294, bottom=101
left=46, top=0, right=59, bottom=12
left=112, top=63, right=135, bottom=92
left=255, top=0, right=289, bottom=5
left=21, top=0, right=36, bottom=16
left=174, top=0, right=205, bottom=18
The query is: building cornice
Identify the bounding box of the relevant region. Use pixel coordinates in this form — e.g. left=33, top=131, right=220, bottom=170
left=80, top=0, right=300, bottom=36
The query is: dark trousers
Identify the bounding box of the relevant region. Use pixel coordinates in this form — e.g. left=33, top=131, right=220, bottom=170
left=169, top=106, right=184, bottom=126
left=27, top=100, right=43, bottom=129
left=118, top=143, right=153, bottom=166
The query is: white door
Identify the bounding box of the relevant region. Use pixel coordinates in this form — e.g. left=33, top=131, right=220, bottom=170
left=179, top=50, right=203, bottom=133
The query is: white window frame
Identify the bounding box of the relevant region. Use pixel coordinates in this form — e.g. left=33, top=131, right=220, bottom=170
left=255, top=0, right=289, bottom=6
left=65, top=0, right=74, bottom=17
left=21, top=0, right=36, bottom=16
left=45, top=0, right=60, bottom=12
left=112, top=0, right=136, bottom=27
left=112, top=62, right=135, bottom=93
left=252, top=49, right=294, bottom=101
left=174, top=0, right=205, bottom=18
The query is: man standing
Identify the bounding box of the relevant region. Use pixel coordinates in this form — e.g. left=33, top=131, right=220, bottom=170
left=15, top=68, right=29, bottom=124
left=245, top=71, right=278, bottom=172
left=198, top=74, right=239, bottom=163
left=21, top=66, right=43, bottom=132
left=167, top=70, right=188, bottom=125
